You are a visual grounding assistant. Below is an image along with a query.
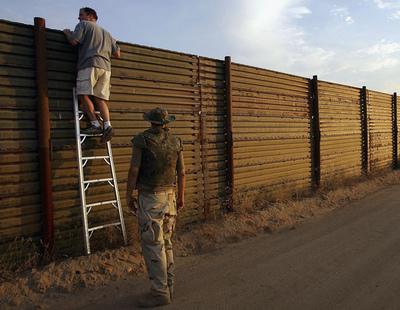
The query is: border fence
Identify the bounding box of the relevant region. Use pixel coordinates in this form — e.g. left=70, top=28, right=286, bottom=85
left=0, top=18, right=399, bottom=257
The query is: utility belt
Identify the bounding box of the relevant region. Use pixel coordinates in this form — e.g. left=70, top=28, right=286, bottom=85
left=138, top=186, right=175, bottom=195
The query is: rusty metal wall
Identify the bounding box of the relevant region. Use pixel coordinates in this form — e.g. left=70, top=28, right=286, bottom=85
left=0, top=20, right=42, bottom=251
left=318, top=81, right=362, bottom=181
left=198, top=57, right=227, bottom=218
left=2, top=18, right=400, bottom=257
left=230, top=63, right=311, bottom=193
left=367, top=90, right=393, bottom=171
left=45, top=29, right=206, bottom=254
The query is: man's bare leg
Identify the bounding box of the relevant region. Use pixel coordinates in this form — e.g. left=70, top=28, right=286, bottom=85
left=94, top=96, right=114, bottom=142
left=79, top=95, right=97, bottom=122
left=94, top=97, right=110, bottom=122
left=78, top=95, right=102, bottom=134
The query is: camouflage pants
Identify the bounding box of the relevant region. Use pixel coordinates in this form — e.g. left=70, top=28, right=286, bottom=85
left=138, top=190, right=176, bottom=297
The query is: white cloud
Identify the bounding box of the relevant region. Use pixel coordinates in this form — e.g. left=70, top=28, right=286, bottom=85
left=373, top=0, right=400, bottom=9
left=361, top=40, right=400, bottom=55
left=331, top=6, right=355, bottom=24
left=373, top=0, right=400, bottom=18
left=390, top=10, right=400, bottom=18
left=228, top=0, right=333, bottom=76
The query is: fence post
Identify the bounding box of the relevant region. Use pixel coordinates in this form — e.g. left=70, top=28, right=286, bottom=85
left=309, top=75, right=320, bottom=189
left=224, top=56, right=234, bottom=210
left=34, top=17, right=54, bottom=257
left=197, top=56, right=210, bottom=219
left=392, top=92, right=398, bottom=169
left=360, top=86, right=369, bottom=175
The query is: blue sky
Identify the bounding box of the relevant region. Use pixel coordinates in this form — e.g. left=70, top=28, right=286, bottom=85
left=2, top=0, right=400, bottom=92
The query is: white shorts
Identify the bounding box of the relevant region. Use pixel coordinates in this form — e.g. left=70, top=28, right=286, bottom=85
left=76, top=67, right=111, bottom=100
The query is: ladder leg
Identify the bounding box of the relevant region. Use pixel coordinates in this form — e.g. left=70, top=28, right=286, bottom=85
left=106, top=141, right=128, bottom=245
left=73, top=88, right=91, bottom=255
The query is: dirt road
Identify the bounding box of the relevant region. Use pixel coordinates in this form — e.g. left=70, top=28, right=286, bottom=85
left=46, top=185, right=400, bottom=310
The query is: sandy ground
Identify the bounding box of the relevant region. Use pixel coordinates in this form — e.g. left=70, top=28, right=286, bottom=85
left=1, top=171, right=400, bottom=309
left=48, top=185, right=400, bottom=309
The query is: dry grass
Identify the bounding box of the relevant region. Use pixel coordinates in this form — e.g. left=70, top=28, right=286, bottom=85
left=1, top=170, right=400, bottom=307
left=0, top=237, right=41, bottom=280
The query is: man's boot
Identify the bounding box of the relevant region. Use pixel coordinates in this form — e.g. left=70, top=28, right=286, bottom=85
left=136, top=293, right=171, bottom=308
left=169, top=285, right=174, bottom=301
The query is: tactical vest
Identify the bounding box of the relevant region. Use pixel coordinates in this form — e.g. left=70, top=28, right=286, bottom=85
left=136, top=129, right=181, bottom=190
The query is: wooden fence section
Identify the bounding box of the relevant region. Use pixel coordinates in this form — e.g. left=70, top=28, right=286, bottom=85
left=230, top=64, right=311, bottom=192
left=367, top=90, right=393, bottom=171
left=2, top=18, right=400, bottom=257
left=0, top=20, right=42, bottom=249
left=318, top=81, right=362, bottom=182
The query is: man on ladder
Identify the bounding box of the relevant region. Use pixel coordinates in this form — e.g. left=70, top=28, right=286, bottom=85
left=64, top=7, right=120, bottom=143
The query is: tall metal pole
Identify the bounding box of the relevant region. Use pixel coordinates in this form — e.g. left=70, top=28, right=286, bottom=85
left=34, top=17, right=54, bottom=256
left=309, top=75, right=321, bottom=189
left=392, top=92, right=398, bottom=169
left=224, top=56, right=234, bottom=210
left=360, top=86, right=369, bottom=175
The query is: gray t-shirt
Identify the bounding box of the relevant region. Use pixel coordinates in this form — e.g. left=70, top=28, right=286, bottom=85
left=69, top=21, right=119, bottom=71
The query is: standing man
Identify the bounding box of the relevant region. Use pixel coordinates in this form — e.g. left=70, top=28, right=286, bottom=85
left=63, top=7, right=120, bottom=143
left=126, top=107, right=186, bottom=307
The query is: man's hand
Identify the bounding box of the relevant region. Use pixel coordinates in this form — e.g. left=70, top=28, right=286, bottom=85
left=127, top=190, right=138, bottom=216
left=63, top=29, right=79, bottom=46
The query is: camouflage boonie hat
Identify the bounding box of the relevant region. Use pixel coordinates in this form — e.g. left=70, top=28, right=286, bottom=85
left=143, top=107, right=176, bottom=125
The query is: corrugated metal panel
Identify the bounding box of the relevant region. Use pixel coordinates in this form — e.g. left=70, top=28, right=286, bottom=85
left=397, top=95, right=400, bottom=165
left=198, top=57, right=227, bottom=217
left=367, top=90, right=393, bottom=171
left=2, top=17, right=400, bottom=258
left=0, top=20, right=42, bottom=249
left=45, top=29, right=204, bottom=254
left=318, top=81, right=362, bottom=181
left=231, top=63, right=311, bottom=192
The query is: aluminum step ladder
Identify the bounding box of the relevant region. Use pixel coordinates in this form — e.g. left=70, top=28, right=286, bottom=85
left=73, top=88, right=127, bottom=255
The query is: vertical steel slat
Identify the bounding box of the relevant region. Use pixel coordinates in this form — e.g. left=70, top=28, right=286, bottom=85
left=360, top=86, right=369, bottom=175
left=309, top=75, right=320, bottom=189
left=34, top=17, right=54, bottom=256
left=197, top=57, right=210, bottom=219
left=392, top=92, right=398, bottom=169
left=224, top=56, right=234, bottom=210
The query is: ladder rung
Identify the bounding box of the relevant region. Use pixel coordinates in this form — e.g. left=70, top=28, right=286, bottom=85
left=78, top=110, right=101, bottom=114
left=80, top=133, right=102, bottom=137
left=86, top=200, right=117, bottom=208
left=83, top=178, right=113, bottom=184
left=82, top=156, right=110, bottom=160
left=88, top=222, right=121, bottom=232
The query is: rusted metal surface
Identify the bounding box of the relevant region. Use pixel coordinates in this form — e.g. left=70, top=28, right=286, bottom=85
left=394, top=93, right=399, bottom=169
left=318, top=81, right=362, bottom=181
left=44, top=29, right=204, bottom=253
left=34, top=17, right=54, bottom=255
left=361, top=86, right=369, bottom=175
left=197, top=56, right=209, bottom=219
left=309, top=75, right=320, bottom=189
left=0, top=19, right=43, bottom=259
left=368, top=90, right=393, bottom=171
left=199, top=56, right=228, bottom=217
left=231, top=62, right=311, bottom=193
left=224, top=56, right=234, bottom=210
left=2, top=17, right=400, bottom=257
